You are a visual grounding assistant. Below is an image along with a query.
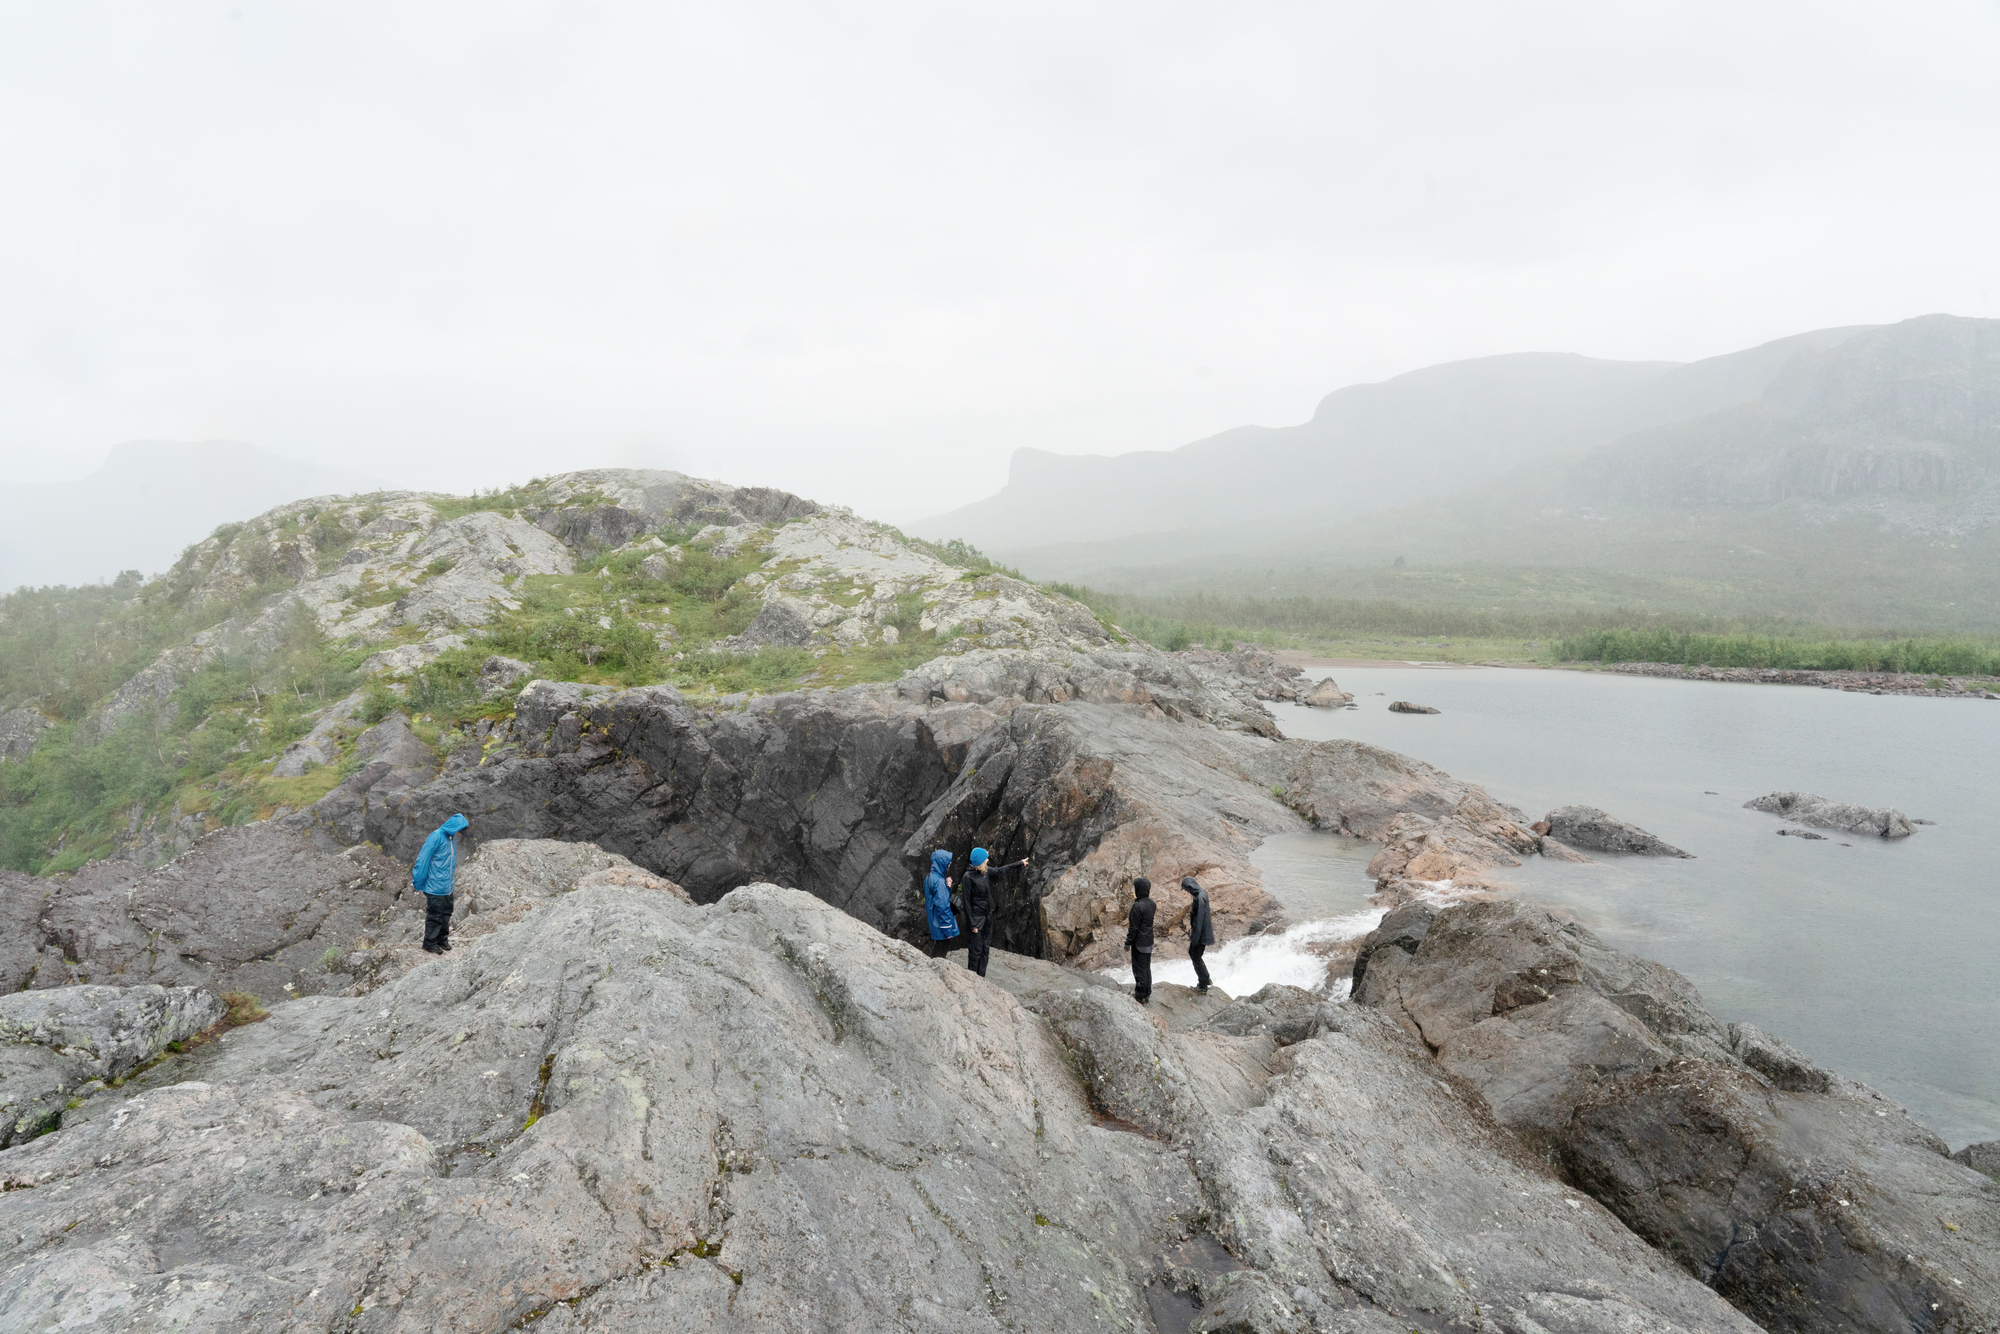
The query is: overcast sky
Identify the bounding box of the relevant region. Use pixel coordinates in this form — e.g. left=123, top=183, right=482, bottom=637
left=2, top=2, right=1996, bottom=520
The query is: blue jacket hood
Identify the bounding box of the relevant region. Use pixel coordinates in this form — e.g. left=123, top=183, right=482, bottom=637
left=412, top=815, right=469, bottom=895
left=922, top=850, right=959, bottom=941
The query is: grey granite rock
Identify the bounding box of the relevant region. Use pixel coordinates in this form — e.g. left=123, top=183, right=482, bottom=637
left=1301, top=677, right=1353, bottom=708
left=279, top=711, right=439, bottom=850
left=32, top=824, right=408, bottom=1002
left=1564, top=1062, right=2000, bottom=1333
left=1353, top=897, right=2000, bottom=1331
left=1546, top=803, right=1693, bottom=857
left=0, top=983, right=224, bottom=1146
left=1745, top=790, right=1917, bottom=838
left=1956, top=1139, right=2000, bottom=1180
left=272, top=688, right=366, bottom=777
left=476, top=654, right=535, bottom=699
left=0, top=705, right=51, bottom=761
left=1, top=883, right=1760, bottom=1332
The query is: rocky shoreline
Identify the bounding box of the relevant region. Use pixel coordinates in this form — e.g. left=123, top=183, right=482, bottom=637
left=2, top=474, right=1996, bottom=1331
left=1604, top=660, right=2000, bottom=698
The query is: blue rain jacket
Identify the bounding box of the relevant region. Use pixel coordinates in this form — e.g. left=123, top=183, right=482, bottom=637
left=923, top=849, right=959, bottom=940
left=412, top=814, right=469, bottom=897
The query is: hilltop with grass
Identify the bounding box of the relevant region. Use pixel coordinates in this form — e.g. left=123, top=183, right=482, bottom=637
left=0, top=469, right=1120, bottom=874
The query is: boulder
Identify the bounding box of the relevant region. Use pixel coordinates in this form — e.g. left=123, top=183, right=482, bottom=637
left=1301, top=677, right=1353, bottom=708
left=1956, top=1139, right=2000, bottom=1180
left=280, top=711, right=439, bottom=850
left=1546, top=803, right=1693, bottom=857
left=0, top=984, right=225, bottom=1146
left=1745, top=791, right=1916, bottom=838
left=1353, top=897, right=2000, bottom=1332
left=1563, top=1062, right=2000, bottom=1333
left=476, top=654, right=536, bottom=699
left=1387, top=700, right=1439, bottom=713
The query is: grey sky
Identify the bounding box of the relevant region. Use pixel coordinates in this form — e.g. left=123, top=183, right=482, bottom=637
left=2, top=2, right=1997, bottom=521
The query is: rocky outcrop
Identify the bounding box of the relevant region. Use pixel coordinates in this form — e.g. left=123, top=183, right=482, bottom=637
left=27, top=825, right=407, bottom=1001
left=1351, top=897, right=2000, bottom=1332
left=1958, top=1139, right=2000, bottom=1180
left=280, top=711, right=439, bottom=850
left=1387, top=699, right=1439, bottom=714
left=0, top=883, right=1761, bottom=1332
left=1745, top=790, right=1916, bottom=838
left=1173, top=645, right=1310, bottom=706
left=0, top=983, right=225, bottom=1147
left=476, top=654, right=535, bottom=698
left=1610, top=660, right=2000, bottom=698
left=0, top=705, right=51, bottom=761
left=271, top=688, right=366, bottom=777
left=1546, top=803, right=1693, bottom=857
left=1301, top=677, right=1353, bottom=708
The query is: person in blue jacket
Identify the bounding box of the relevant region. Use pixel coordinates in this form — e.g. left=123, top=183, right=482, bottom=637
left=412, top=814, right=469, bottom=954
left=922, top=849, right=959, bottom=949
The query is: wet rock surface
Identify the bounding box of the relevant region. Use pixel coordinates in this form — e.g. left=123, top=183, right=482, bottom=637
left=1745, top=790, right=1917, bottom=838
left=0, top=884, right=1760, bottom=1333
left=0, top=984, right=225, bottom=1147
left=1351, top=897, right=2000, bottom=1332
left=1545, top=803, right=1693, bottom=857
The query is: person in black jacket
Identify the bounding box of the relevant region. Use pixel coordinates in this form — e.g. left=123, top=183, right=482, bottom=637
left=1182, top=875, right=1215, bottom=993
left=956, top=846, right=1030, bottom=977
left=1125, top=877, right=1156, bottom=1003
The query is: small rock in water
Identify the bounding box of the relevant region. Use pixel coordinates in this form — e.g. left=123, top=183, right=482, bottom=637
left=1545, top=805, right=1692, bottom=858
left=1388, top=700, right=1440, bottom=714
left=1777, top=828, right=1828, bottom=840
left=1745, top=792, right=1915, bottom=839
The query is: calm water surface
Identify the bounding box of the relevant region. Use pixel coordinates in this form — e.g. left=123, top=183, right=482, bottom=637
left=1265, top=664, right=2000, bottom=1150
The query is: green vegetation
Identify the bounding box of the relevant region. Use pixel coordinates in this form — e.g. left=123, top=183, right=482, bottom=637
left=0, top=589, right=369, bottom=874
left=1556, top=630, right=2000, bottom=678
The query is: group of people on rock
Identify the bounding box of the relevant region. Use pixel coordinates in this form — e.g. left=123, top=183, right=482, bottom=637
left=417, top=814, right=1218, bottom=1004
left=923, top=847, right=1216, bottom=1003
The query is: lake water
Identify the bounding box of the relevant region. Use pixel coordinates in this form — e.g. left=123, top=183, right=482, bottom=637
left=1249, top=664, right=2000, bottom=1151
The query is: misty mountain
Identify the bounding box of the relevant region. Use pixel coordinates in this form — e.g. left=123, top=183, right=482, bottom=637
left=1004, top=315, right=2000, bottom=632
left=0, top=442, right=385, bottom=592
left=912, top=325, right=1872, bottom=554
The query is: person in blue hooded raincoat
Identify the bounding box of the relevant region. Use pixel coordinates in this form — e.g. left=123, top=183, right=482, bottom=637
left=922, top=849, right=959, bottom=947
left=412, top=813, right=469, bottom=954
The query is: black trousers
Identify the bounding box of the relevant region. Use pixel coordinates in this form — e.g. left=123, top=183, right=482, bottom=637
left=1131, top=948, right=1152, bottom=1001
left=1189, top=943, right=1211, bottom=991
left=966, top=926, right=990, bottom=977
left=423, top=893, right=455, bottom=950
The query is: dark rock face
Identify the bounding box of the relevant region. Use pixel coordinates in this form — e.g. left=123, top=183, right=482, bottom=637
left=1546, top=803, right=1693, bottom=857
left=280, top=712, right=440, bottom=851
left=1352, top=897, right=2000, bottom=1331
left=1564, top=1063, right=2000, bottom=1333
left=1746, top=790, right=1916, bottom=838
left=381, top=681, right=970, bottom=946
left=0, top=871, right=46, bottom=993
left=28, top=825, right=408, bottom=1002
left=1957, top=1139, right=2000, bottom=1180
left=1, top=983, right=225, bottom=1147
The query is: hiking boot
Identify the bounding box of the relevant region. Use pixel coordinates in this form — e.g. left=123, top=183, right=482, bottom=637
left=440, top=942, right=453, bottom=951
left=423, top=945, right=442, bottom=955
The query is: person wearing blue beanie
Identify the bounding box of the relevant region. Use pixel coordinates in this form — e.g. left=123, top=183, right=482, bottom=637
left=956, top=845, right=1030, bottom=977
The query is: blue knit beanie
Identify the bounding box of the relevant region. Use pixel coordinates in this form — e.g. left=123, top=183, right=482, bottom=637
left=970, top=847, right=989, bottom=866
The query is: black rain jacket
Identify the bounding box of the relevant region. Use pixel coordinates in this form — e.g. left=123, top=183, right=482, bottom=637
left=1125, top=896, right=1156, bottom=953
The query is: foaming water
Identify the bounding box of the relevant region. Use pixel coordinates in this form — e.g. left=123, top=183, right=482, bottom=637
left=1101, top=908, right=1388, bottom=996
left=1100, top=830, right=1387, bottom=995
